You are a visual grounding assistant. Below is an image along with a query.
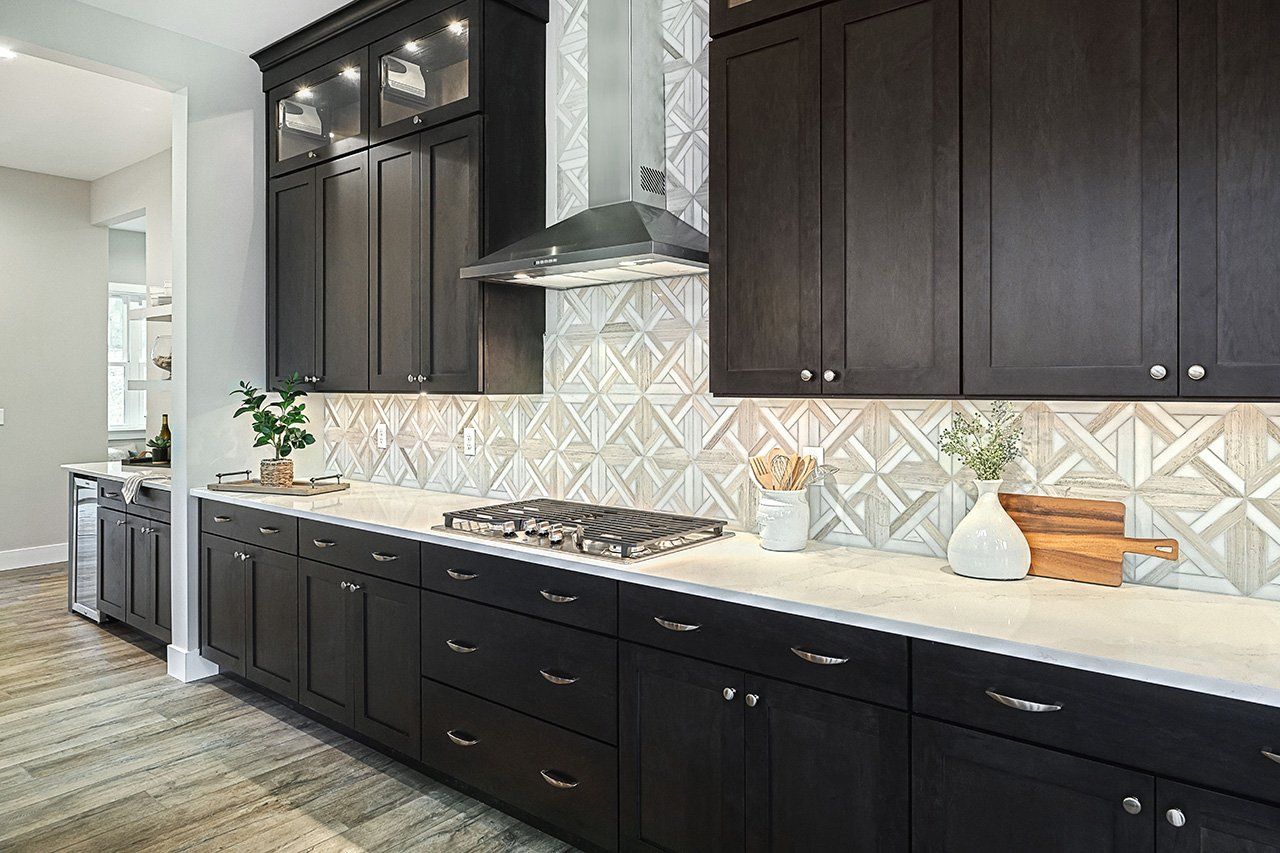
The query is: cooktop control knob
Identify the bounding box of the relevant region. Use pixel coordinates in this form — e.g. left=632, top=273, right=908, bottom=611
left=548, top=524, right=564, bottom=544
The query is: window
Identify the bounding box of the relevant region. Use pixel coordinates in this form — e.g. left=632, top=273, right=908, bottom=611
left=108, top=284, right=147, bottom=432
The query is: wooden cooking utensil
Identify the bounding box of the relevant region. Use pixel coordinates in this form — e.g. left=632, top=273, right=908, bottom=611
left=788, top=456, right=815, bottom=490
left=998, top=493, right=1179, bottom=587
left=749, top=456, right=776, bottom=489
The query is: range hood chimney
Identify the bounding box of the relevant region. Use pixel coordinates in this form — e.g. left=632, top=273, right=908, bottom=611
left=460, top=0, right=709, bottom=289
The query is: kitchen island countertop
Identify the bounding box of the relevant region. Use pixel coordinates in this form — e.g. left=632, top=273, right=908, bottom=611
left=190, top=480, right=1280, bottom=708
left=63, top=461, right=172, bottom=490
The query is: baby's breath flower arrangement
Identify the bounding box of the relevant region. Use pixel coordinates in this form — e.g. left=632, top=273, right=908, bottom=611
left=939, top=401, right=1023, bottom=481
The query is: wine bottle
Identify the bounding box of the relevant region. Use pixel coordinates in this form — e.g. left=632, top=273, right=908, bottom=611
left=160, top=414, right=171, bottom=444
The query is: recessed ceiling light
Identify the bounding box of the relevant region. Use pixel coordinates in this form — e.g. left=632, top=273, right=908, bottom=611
left=0, top=47, right=18, bottom=62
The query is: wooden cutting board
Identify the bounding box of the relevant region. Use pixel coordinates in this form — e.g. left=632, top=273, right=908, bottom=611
left=997, top=493, right=1178, bottom=586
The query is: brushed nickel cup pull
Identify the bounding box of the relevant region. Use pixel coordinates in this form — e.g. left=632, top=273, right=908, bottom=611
left=1165, top=808, right=1186, bottom=827
left=1122, top=796, right=1142, bottom=815
left=446, top=639, right=477, bottom=654
left=985, top=690, right=1063, bottom=713
left=371, top=552, right=398, bottom=562
left=446, top=730, right=479, bottom=747
left=1263, top=749, right=1280, bottom=765
left=539, top=590, right=578, bottom=604
left=446, top=569, right=478, bottom=581
left=790, top=647, right=849, bottom=666
left=540, top=769, right=579, bottom=789
left=103, top=491, right=121, bottom=498
left=539, top=669, right=580, bottom=686
left=313, top=539, right=337, bottom=548
left=213, top=515, right=232, bottom=523
left=258, top=526, right=279, bottom=535
left=654, top=616, right=700, bottom=632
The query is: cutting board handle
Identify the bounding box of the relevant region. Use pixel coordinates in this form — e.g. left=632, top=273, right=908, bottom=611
left=1121, top=538, right=1179, bottom=560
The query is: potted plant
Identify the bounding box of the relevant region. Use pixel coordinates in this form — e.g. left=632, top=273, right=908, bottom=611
left=231, top=372, right=316, bottom=488
left=939, top=400, right=1030, bottom=580
left=146, top=434, right=171, bottom=463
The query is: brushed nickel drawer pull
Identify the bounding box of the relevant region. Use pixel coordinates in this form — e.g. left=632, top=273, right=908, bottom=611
left=790, top=647, right=849, bottom=666
left=213, top=515, right=232, bottom=523
left=103, top=491, right=121, bottom=498
left=115, top=519, right=126, bottom=526
left=371, top=552, right=398, bottom=562
left=985, top=690, right=1063, bottom=713
left=446, top=569, right=477, bottom=580
left=348, top=583, right=362, bottom=592
left=539, top=590, right=578, bottom=604
left=446, top=640, right=478, bottom=654
left=1263, top=749, right=1280, bottom=765
left=258, top=526, right=279, bottom=535
left=539, top=669, right=580, bottom=686
left=313, top=539, right=336, bottom=548
left=654, top=616, right=700, bottom=632
left=446, top=730, right=479, bottom=747
left=540, top=769, right=579, bottom=789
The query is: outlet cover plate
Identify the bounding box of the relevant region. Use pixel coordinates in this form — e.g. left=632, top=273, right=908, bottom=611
left=375, top=423, right=388, bottom=450
left=464, top=427, right=477, bottom=457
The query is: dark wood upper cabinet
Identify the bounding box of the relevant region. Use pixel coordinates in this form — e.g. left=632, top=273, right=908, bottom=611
left=268, top=50, right=369, bottom=179
left=709, top=11, right=822, bottom=397
left=961, top=0, right=1178, bottom=398
left=267, top=169, right=318, bottom=387
left=913, top=718, right=1156, bottom=852
left=368, top=136, right=421, bottom=392
left=744, top=675, right=909, bottom=852
left=368, top=0, right=480, bottom=143
left=314, top=151, right=370, bottom=392
left=820, top=0, right=959, bottom=396
left=620, top=644, right=745, bottom=852
left=1178, top=0, right=1280, bottom=397
left=1158, top=780, right=1280, bottom=851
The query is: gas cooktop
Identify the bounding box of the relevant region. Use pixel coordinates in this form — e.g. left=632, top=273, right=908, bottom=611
left=435, top=498, right=732, bottom=562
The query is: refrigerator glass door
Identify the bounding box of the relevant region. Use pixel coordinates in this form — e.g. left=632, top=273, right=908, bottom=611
left=70, top=477, right=101, bottom=620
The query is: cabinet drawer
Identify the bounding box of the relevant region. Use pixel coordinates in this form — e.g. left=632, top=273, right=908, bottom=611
left=420, top=543, right=616, bottom=634
left=299, top=519, right=419, bottom=586
left=200, top=501, right=297, bottom=554
left=97, top=480, right=170, bottom=516
left=421, top=590, right=618, bottom=743
left=97, top=480, right=126, bottom=511
left=913, top=640, right=1280, bottom=806
left=421, top=679, right=618, bottom=852
left=619, top=584, right=908, bottom=709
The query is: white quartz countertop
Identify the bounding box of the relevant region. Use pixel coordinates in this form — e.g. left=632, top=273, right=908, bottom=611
left=63, top=461, right=172, bottom=491
left=190, top=481, right=1280, bottom=709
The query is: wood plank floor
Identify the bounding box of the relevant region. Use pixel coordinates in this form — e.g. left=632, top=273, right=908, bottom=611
left=0, top=564, right=578, bottom=852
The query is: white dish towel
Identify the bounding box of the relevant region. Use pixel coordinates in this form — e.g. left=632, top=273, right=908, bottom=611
left=123, top=471, right=170, bottom=504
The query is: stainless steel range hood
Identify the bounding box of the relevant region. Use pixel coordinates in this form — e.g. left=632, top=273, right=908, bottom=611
left=460, top=0, right=708, bottom=289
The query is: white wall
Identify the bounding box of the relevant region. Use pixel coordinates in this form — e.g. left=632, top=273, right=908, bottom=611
left=107, top=228, right=146, bottom=284
left=0, top=166, right=106, bottom=567
left=1, top=0, right=266, bottom=680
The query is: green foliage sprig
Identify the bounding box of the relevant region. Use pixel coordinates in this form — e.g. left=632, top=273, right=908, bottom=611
left=230, top=372, right=316, bottom=460
left=146, top=435, right=171, bottom=450
left=939, top=400, right=1023, bottom=481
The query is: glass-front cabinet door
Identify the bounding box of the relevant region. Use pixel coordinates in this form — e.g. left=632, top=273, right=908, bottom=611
left=269, top=50, right=368, bottom=176
left=369, top=1, right=480, bottom=143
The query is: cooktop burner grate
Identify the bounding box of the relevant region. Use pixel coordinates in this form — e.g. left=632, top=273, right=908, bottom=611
left=439, top=498, right=731, bottom=561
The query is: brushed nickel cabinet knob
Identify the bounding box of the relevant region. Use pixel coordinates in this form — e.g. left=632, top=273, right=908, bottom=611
left=745, top=693, right=759, bottom=707
left=722, top=687, right=736, bottom=701
left=1187, top=364, right=1206, bottom=381
left=1149, top=364, right=1167, bottom=380
left=1165, top=808, right=1186, bottom=828
left=1122, top=796, right=1142, bottom=815
left=823, top=369, right=837, bottom=382
left=800, top=369, right=814, bottom=382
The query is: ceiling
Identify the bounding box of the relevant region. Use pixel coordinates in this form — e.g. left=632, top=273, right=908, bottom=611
left=76, top=0, right=357, bottom=55
left=0, top=52, right=172, bottom=181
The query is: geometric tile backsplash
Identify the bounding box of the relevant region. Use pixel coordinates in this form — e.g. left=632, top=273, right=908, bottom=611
left=323, top=0, right=1280, bottom=601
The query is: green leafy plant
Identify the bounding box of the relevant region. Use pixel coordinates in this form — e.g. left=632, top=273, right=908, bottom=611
left=939, top=400, right=1023, bottom=481
left=230, top=372, right=316, bottom=460
left=146, top=435, right=171, bottom=450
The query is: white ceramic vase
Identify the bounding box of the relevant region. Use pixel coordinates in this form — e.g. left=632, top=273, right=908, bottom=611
left=947, top=479, right=1030, bottom=580
left=758, top=489, right=809, bottom=551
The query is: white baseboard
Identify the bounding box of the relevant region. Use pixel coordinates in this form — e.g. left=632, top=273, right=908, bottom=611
left=0, top=542, right=67, bottom=571
left=167, top=644, right=220, bottom=683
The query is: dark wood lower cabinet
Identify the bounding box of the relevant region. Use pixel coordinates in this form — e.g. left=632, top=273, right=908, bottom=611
left=350, top=573, right=420, bottom=758
left=745, top=675, right=908, bottom=852
left=125, top=517, right=171, bottom=643
left=621, top=644, right=745, bottom=852
left=1158, top=780, right=1280, bottom=852
left=245, top=547, right=299, bottom=700
left=912, top=718, right=1155, bottom=852
left=96, top=506, right=127, bottom=621
left=298, top=560, right=355, bottom=725
left=200, top=535, right=248, bottom=675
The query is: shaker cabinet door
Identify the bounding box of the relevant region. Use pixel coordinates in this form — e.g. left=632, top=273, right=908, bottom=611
left=267, top=168, right=318, bottom=387
left=368, top=136, right=422, bottom=392
left=314, top=151, right=370, bottom=392
left=200, top=535, right=247, bottom=675
left=1178, top=0, right=1280, bottom=397
left=709, top=11, right=822, bottom=397
left=96, top=506, right=128, bottom=622
left=245, top=548, right=299, bottom=700
left=960, top=0, right=1178, bottom=397
left=819, top=0, right=959, bottom=396
left=350, top=574, right=421, bottom=759
left=297, top=560, right=355, bottom=726
left=1157, top=780, right=1280, bottom=852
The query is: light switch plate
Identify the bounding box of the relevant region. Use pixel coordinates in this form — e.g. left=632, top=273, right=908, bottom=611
left=375, top=423, right=388, bottom=450
left=0, top=408, right=5, bottom=425
left=464, top=427, right=477, bottom=457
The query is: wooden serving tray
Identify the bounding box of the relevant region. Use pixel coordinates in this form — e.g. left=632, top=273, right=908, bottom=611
left=206, top=480, right=350, bottom=497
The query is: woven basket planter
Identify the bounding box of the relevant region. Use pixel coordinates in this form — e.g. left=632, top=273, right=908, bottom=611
left=260, top=458, right=294, bottom=488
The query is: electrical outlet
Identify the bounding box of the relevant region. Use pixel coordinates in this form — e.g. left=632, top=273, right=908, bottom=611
left=375, top=423, right=388, bottom=450
left=463, top=427, right=477, bottom=457
left=802, top=445, right=824, bottom=465
left=0, top=408, right=5, bottom=426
